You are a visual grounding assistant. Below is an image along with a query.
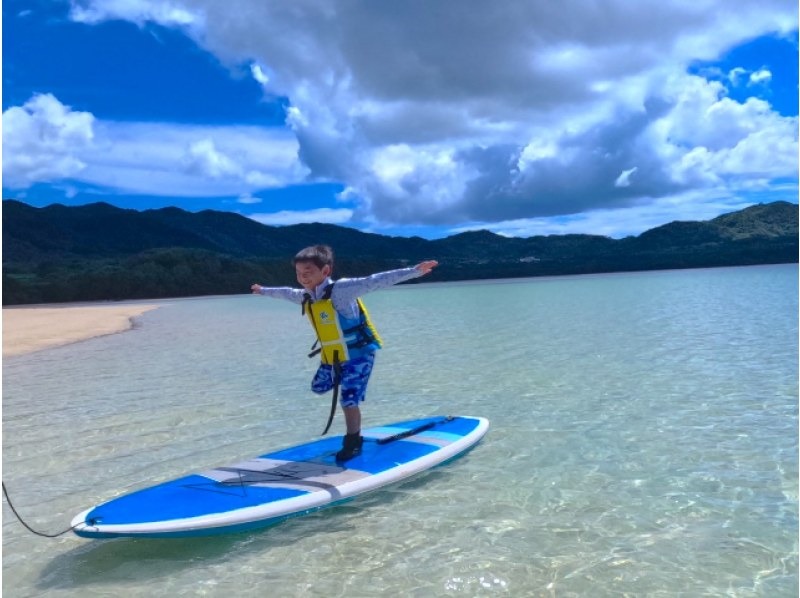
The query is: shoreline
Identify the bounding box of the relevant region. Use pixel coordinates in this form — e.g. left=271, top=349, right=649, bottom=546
left=3, top=304, right=160, bottom=357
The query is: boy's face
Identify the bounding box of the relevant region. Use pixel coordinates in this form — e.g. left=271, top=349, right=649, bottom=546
left=296, top=261, right=331, bottom=291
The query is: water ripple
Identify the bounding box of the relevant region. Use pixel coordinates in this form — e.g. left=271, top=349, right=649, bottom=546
left=3, top=265, right=797, bottom=597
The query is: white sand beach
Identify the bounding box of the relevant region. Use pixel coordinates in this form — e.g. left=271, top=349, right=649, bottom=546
left=2, top=304, right=159, bottom=357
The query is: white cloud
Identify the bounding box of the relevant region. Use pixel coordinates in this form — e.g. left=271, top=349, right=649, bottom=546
left=729, top=66, right=773, bottom=88
left=182, top=139, right=242, bottom=178
left=3, top=94, right=307, bottom=196
left=60, top=1, right=800, bottom=229
left=70, top=0, right=201, bottom=29
left=250, top=63, right=270, bottom=86
left=748, top=68, right=773, bottom=85
left=249, top=208, right=354, bottom=226
left=361, top=143, right=470, bottom=223
left=728, top=67, right=749, bottom=86
left=83, top=121, right=306, bottom=196
left=237, top=193, right=262, bottom=204
left=656, top=76, right=798, bottom=183
left=2, top=94, right=95, bottom=187
left=615, top=167, right=638, bottom=188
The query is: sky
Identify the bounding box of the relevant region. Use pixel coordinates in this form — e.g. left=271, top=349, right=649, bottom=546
left=2, top=0, right=798, bottom=239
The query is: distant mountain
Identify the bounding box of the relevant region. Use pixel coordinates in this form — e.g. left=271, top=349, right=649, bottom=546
left=3, top=199, right=797, bottom=305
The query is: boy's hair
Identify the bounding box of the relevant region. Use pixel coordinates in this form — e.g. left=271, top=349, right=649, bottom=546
left=293, top=245, right=334, bottom=270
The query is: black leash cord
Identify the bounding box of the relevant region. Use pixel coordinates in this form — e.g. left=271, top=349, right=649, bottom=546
left=321, top=352, right=342, bottom=436
left=2, top=482, right=78, bottom=538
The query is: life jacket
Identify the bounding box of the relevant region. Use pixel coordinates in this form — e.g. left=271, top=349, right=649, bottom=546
left=302, top=283, right=382, bottom=365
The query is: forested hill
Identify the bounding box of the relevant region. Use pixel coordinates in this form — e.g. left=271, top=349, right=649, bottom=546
left=3, top=199, right=797, bottom=305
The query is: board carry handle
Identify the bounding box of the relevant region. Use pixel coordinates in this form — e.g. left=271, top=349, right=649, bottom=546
left=375, top=416, right=455, bottom=445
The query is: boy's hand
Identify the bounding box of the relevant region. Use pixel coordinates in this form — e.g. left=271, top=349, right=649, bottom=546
left=415, top=260, right=439, bottom=275
left=251, top=283, right=262, bottom=294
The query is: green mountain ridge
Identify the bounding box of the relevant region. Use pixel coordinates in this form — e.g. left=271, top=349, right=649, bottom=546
left=3, top=199, right=797, bottom=305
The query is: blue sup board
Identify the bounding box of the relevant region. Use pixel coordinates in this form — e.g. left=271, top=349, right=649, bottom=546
left=71, top=415, right=488, bottom=539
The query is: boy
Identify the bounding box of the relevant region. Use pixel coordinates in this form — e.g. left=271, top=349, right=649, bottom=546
left=251, top=245, right=438, bottom=461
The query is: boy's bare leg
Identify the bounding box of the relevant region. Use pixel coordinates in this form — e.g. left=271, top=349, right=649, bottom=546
left=343, top=406, right=361, bottom=435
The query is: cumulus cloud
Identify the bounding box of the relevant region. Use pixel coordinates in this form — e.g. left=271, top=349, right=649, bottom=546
left=658, top=76, right=797, bottom=182
left=71, top=0, right=797, bottom=228
left=729, top=66, right=774, bottom=88
left=86, top=122, right=304, bottom=195
left=2, top=94, right=95, bottom=187
left=3, top=94, right=307, bottom=196
left=182, top=139, right=242, bottom=179
left=748, top=68, right=773, bottom=85
left=14, top=1, right=793, bottom=233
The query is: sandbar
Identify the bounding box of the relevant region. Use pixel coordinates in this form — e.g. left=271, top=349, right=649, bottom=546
left=3, top=304, right=159, bottom=357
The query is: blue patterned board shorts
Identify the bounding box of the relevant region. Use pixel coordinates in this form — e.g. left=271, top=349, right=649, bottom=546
left=311, top=353, right=376, bottom=408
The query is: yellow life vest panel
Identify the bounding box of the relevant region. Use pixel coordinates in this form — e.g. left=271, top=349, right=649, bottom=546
left=302, top=285, right=382, bottom=365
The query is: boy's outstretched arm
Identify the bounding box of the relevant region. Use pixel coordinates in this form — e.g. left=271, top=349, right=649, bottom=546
left=415, top=260, right=438, bottom=275
left=250, top=283, right=305, bottom=304
left=329, top=261, right=438, bottom=310
left=252, top=261, right=437, bottom=307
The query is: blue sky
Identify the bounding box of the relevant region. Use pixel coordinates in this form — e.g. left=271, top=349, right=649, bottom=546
left=3, top=0, right=798, bottom=239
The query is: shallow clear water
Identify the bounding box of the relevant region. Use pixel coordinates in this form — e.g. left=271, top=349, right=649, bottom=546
left=3, top=265, right=797, bottom=597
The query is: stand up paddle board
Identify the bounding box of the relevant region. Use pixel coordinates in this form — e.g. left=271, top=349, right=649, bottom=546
left=71, top=415, right=488, bottom=539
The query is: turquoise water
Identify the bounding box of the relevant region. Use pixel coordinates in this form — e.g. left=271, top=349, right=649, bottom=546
left=3, top=264, right=797, bottom=597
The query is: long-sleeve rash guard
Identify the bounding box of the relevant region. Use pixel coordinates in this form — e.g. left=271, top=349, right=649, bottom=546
left=255, top=267, right=422, bottom=319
